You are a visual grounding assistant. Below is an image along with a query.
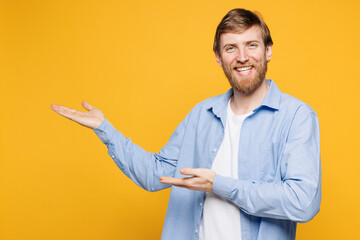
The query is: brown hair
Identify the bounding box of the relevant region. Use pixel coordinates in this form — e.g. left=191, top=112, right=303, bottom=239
left=213, top=9, right=273, bottom=56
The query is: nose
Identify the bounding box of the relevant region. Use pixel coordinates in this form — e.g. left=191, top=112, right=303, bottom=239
left=235, top=48, right=249, bottom=63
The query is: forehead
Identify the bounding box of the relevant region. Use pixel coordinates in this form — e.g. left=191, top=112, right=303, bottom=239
left=220, top=26, right=263, bottom=46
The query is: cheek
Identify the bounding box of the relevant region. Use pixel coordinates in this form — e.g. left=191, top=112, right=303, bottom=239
left=251, top=51, right=267, bottom=62
left=222, top=56, right=235, bottom=67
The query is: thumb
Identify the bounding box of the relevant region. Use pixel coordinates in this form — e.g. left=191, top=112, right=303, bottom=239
left=180, top=168, right=198, bottom=176
left=81, top=101, right=95, bottom=111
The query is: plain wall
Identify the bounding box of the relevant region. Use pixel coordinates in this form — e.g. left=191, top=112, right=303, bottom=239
left=1, top=0, right=359, bottom=239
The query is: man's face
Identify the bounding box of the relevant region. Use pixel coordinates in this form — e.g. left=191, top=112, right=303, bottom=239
left=216, top=26, right=272, bottom=95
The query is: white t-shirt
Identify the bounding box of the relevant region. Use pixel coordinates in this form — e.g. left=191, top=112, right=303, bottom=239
left=199, top=100, right=253, bottom=240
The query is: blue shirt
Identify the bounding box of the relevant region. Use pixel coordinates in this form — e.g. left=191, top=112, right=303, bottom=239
left=94, top=79, right=321, bottom=240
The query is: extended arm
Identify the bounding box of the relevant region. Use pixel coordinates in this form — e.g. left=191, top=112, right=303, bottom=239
left=51, top=101, right=189, bottom=192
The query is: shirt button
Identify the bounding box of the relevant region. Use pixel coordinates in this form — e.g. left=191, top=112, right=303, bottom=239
left=200, top=202, right=203, bottom=207
left=195, top=229, right=198, bottom=234
left=111, top=155, right=115, bottom=158
left=212, top=148, right=217, bottom=153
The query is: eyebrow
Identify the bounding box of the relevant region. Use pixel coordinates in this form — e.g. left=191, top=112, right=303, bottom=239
left=222, top=40, right=261, bottom=49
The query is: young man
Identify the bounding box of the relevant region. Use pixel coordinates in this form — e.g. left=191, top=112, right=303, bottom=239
left=51, top=8, right=321, bottom=240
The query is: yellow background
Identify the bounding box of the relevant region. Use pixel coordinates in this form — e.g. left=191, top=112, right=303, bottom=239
left=1, top=0, right=359, bottom=239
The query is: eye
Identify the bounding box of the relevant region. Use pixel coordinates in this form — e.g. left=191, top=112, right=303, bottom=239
left=226, top=46, right=235, bottom=52
left=248, top=43, right=258, bottom=49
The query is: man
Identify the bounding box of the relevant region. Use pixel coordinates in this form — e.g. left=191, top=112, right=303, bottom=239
left=51, top=8, right=321, bottom=240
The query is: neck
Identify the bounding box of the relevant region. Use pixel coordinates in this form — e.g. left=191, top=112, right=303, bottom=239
left=230, top=79, right=270, bottom=115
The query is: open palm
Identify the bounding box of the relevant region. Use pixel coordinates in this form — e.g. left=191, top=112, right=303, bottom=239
left=51, top=101, right=105, bottom=129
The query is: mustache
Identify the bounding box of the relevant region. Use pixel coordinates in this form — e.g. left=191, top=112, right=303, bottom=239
left=232, top=64, right=253, bottom=68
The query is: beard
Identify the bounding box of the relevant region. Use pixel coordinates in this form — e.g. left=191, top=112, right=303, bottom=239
left=222, top=57, right=268, bottom=95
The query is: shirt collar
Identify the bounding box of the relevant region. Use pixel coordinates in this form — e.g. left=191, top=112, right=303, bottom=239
left=258, top=79, right=281, bottom=111
left=208, top=79, right=281, bottom=120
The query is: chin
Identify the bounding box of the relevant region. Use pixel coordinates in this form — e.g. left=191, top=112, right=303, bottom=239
left=230, top=76, right=264, bottom=95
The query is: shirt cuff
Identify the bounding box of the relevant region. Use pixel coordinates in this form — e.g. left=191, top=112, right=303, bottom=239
left=212, top=174, right=237, bottom=200
left=93, top=119, right=118, bottom=145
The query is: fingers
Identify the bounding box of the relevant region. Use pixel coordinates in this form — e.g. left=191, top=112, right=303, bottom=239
left=51, top=104, right=81, bottom=121
left=51, top=104, right=76, bottom=113
left=180, top=168, right=199, bottom=176
left=160, top=176, right=210, bottom=191
left=81, top=101, right=95, bottom=111
left=160, top=169, right=216, bottom=192
left=51, top=101, right=105, bottom=129
left=159, top=169, right=197, bottom=186
left=160, top=176, right=190, bottom=187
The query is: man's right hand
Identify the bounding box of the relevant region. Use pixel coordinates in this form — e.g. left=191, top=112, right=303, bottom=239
left=51, top=101, right=105, bottom=129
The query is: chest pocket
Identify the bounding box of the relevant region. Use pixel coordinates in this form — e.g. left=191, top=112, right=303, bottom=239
left=239, top=142, right=280, bottom=182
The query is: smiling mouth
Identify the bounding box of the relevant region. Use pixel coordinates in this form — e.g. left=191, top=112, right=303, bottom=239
left=234, top=66, right=253, bottom=72
left=234, top=66, right=253, bottom=76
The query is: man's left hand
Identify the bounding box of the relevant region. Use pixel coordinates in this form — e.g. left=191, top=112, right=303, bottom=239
left=160, top=168, right=216, bottom=192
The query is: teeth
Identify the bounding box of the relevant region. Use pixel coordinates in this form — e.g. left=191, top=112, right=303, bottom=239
left=235, top=66, right=252, bottom=72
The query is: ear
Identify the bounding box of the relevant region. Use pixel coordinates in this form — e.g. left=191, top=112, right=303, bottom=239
left=215, top=52, right=222, bottom=67
left=265, top=44, right=273, bottom=62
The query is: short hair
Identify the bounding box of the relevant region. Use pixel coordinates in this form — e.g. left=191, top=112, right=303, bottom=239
left=213, top=8, right=273, bottom=56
